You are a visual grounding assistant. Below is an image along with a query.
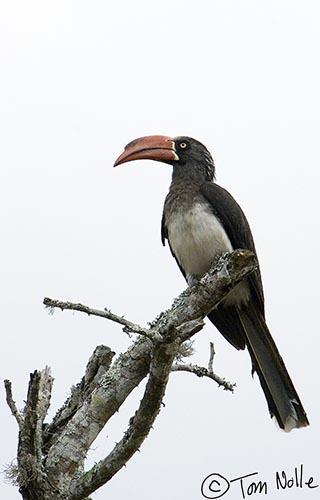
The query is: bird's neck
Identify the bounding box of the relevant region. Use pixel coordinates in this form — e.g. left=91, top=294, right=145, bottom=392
left=172, top=159, right=215, bottom=184
left=171, top=162, right=206, bottom=185
left=166, top=178, right=202, bottom=208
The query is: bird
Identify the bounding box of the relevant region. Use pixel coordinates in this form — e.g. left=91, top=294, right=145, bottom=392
left=114, top=135, right=309, bottom=431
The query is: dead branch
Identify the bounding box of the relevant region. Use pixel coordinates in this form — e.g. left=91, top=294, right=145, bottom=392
left=4, top=379, right=23, bottom=429
left=171, top=362, right=235, bottom=391
left=70, top=335, right=178, bottom=499
left=4, top=249, right=258, bottom=499
left=208, top=342, right=216, bottom=372
left=43, top=298, right=159, bottom=341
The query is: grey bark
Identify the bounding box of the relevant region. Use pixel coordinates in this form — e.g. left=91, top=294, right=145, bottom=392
left=4, top=249, right=258, bottom=500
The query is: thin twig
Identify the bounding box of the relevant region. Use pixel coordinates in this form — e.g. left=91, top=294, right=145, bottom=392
left=43, top=298, right=161, bottom=342
left=171, top=363, right=235, bottom=392
left=207, top=342, right=215, bottom=372
left=4, top=379, right=23, bottom=428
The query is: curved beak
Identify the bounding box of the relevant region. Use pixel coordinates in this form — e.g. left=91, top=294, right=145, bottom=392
left=114, top=135, right=179, bottom=167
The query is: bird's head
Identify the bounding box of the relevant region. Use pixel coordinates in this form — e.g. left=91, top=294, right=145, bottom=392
left=114, top=135, right=215, bottom=182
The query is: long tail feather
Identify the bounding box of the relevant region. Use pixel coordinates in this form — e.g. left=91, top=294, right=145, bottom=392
left=238, top=303, right=309, bottom=431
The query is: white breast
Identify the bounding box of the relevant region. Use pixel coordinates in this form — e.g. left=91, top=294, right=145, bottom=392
left=167, top=202, right=233, bottom=278
left=166, top=201, right=250, bottom=307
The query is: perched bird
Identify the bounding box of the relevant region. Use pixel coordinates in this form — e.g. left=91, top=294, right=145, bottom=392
left=114, top=135, right=309, bottom=431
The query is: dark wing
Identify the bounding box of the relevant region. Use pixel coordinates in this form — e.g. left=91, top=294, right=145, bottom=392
left=200, top=181, right=265, bottom=317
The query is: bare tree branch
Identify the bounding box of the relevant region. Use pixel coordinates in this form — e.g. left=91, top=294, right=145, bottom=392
left=43, top=298, right=160, bottom=341
left=18, top=368, right=54, bottom=497
left=4, top=379, right=23, bottom=429
left=171, top=362, right=235, bottom=392
left=44, top=337, right=153, bottom=493
left=42, top=346, right=115, bottom=455
left=70, top=336, right=178, bottom=499
left=208, top=341, right=216, bottom=372
left=44, top=250, right=257, bottom=494
left=172, top=341, right=233, bottom=390
left=4, top=249, right=258, bottom=499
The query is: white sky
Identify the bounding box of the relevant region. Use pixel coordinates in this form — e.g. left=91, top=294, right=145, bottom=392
left=1, top=2, right=319, bottom=499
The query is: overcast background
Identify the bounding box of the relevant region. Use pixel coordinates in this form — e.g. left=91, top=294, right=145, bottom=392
left=1, top=2, right=319, bottom=499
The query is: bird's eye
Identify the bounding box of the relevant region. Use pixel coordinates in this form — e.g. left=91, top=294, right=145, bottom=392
left=179, top=142, right=187, bottom=149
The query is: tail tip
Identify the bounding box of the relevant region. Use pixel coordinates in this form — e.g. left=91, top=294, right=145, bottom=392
left=281, top=406, right=309, bottom=432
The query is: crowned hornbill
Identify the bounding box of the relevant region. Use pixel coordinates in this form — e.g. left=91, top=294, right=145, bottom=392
left=114, top=135, right=309, bottom=431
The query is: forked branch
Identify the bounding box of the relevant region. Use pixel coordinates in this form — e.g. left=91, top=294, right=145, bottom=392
left=4, top=249, right=258, bottom=500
